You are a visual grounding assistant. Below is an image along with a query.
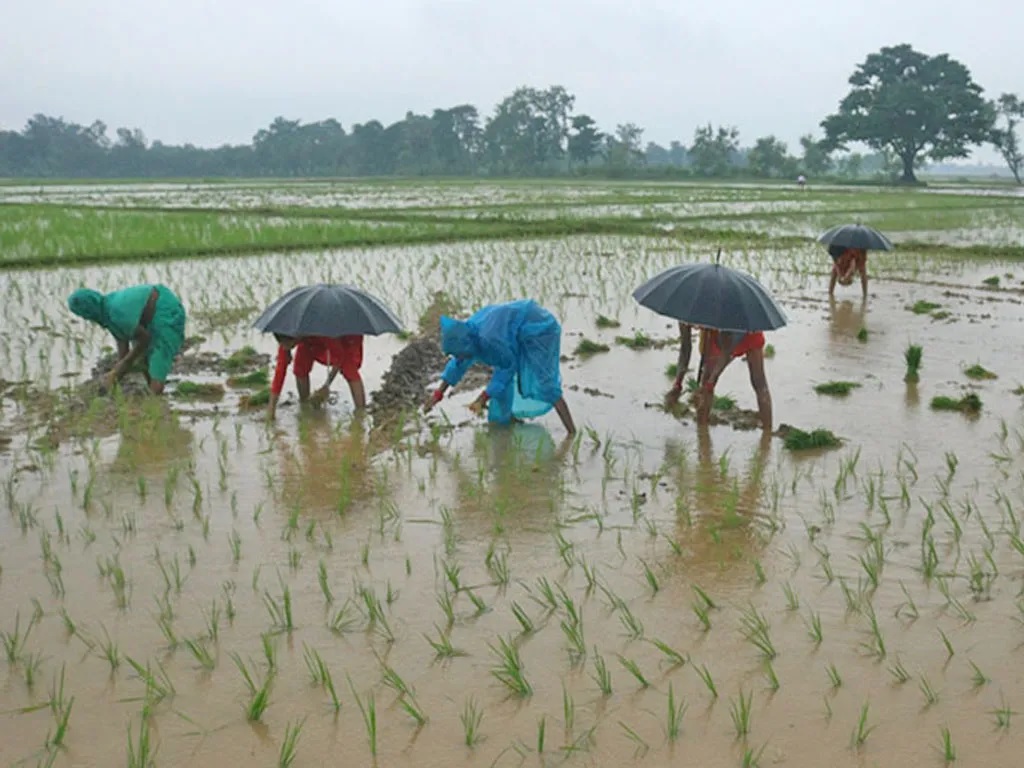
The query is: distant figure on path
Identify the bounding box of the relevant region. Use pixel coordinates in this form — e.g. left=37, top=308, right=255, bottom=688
left=424, top=299, right=576, bottom=435
left=268, top=334, right=365, bottom=420
left=828, top=244, right=869, bottom=298
left=797, top=174, right=807, bottom=189
left=68, top=283, right=187, bottom=395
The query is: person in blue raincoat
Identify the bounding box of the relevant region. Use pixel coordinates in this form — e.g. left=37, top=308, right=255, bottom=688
left=423, top=299, right=576, bottom=435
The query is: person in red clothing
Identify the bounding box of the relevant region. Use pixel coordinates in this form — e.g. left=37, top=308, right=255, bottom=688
left=828, top=244, right=868, bottom=298
left=663, top=324, right=772, bottom=431
left=268, top=333, right=365, bottom=420
left=691, top=328, right=772, bottom=432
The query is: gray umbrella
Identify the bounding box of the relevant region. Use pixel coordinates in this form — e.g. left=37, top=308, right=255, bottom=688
left=253, top=284, right=403, bottom=337
left=817, top=223, right=893, bottom=251
left=633, top=262, right=787, bottom=333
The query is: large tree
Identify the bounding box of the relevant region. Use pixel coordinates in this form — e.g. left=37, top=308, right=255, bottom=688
left=991, top=94, right=1023, bottom=184
left=689, top=124, right=739, bottom=177
left=567, top=114, right=602, bottom=168
left=798, top=134, right=832, bottom=175
left=821, top=44, right=993, bottom=183
left=747, top=135, right=792, bottom=178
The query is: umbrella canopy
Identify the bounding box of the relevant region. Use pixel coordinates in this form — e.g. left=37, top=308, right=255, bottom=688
left=817, top=223, right=893, bottom=252
left=253, top=284, right=403, bottom=337
left=632, top=262, right=787, bottom=333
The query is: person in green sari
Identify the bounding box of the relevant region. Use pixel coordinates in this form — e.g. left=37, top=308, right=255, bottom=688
left=68, top=284, right=187, bottom=395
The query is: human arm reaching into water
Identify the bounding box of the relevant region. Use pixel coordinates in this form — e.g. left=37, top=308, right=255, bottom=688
left=103, top=289, right=159, bottom=393
left=665, top=323, right=693, bottom=407
left=424, top=356, right=473, bottom=413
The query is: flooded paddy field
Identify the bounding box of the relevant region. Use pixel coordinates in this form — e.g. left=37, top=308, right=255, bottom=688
left=2, top=181, right=1024, bottom=767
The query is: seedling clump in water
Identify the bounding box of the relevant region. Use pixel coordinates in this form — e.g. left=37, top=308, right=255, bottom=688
left=930, top=393, right=982, bottom=414
left=574, top=339, right=610, bottom=357
left=904, top=344, right=923, bottom=382
left=814, top=381, right=861, bottom=396
left=964, top=364, right=997, bottom=380
left=782, top=427, right=842, bottom=451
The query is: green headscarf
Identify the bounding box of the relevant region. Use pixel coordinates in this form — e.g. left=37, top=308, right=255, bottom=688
left=68, top=288, right=106, bottom=325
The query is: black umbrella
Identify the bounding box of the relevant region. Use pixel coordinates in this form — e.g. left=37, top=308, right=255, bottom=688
left=253, top=284, right=403, bottom=337
left=817, top=223, right=893, bottom=252
left=632, top=261, right=787, bottom=333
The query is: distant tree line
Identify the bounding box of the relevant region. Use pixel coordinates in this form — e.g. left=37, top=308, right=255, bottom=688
left=1, top=46, right=1020, bottom=183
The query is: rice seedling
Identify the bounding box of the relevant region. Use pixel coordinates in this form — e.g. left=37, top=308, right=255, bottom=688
left=595, top=314, right=620, bottom=329
left=764, top=343, right=776, bottom=357
left=616, top=655, right=650, bottom=688
left=938, top=629, right=955, bottom=659
left=939, top=726, right=956, bottom=763
left=648, top=637, right=686, bottom=668
left=183, top=638, right=216, bottom=671
left=983, top=275, right=1000, bottom=286
left=694, top=663, right=718, bottom=698
left=1, top=611, right=36, bottom=662
left=640, top=559, right=660, bottom=594
left=805, top=610, right=823, bottom=645
left=919, top=675, right=939, bottom=707
left=618, top=721, right=649, bottom=757
left=574, top=339, right=610, bottom=357
left=782, top=581, right=800, bottom=610
left=990, top=698, right=1015, bottom=729
left=489, top=635, right=532, bottom=697
left=814, top=380, right=861, bottom=396
left=905, top=344, right=923, bottom=382
left=97, top=625, right=121, bottom=671
left=617, top=601, right=645, bottom=639
left=562, top=684, right=575, bottom=734
left=930, top=393, right=982, bottom=413
left=863, top=604, right=887, bottom=659
left=347, top=677, right=377, bottom=756
left=742, top=743, right=768, bottom=768
left=909, top=300, right=941, bottom=315
left=851, top=701, right=875, bottom=749
left=277, top=718, right=305, bottom=768
left=126, top=710, right=155, bottom=768
left=826, top=662, right=842, bottom=689
left=461, top=697, right=484, bottom=747
left=614, top=330, right=653, bottom=350
left=692, top=584, right=717, bottom=610
left=783, top=428, right=842, bottom=451
left=510, top=601, right=534, bottom=635
left=591, top=649, right=613, bottom=695
left=740, top=604, right=776, bottom=659
left=969, top=660, right=989, bottom=687
left=887, top=658, right=912, bottom=684
left=263, top=580, right=294, bottom=633
left=964, top=364, right=997, bottom=380
left=729, top=688, right=753, bottom=738
left=856, top=327, right=869, bottom=342
left=424, top=624, right=466, bottom=659
left=231, top=653, right=272, bottom=721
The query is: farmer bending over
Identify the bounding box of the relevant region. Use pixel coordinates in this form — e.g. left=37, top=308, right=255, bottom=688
left=828, top=245, right=868, bottom=298
left=695, top=328, right=772, bottom=432
left=424, top=299, right=576, bottom=435
left=68, top=284, right=187, bottom=395
left=269, top=334, right=365, bottom=420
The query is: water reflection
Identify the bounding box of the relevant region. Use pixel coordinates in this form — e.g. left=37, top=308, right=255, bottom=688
left=662, top=427, right=773, bottom=587
left=109, top=400, right=193, bottom=475
left=275, top=409, right=373, bottom=515
left=828, top=296, right=867, bottom=343
left=443, top=423, right=570, bottom=539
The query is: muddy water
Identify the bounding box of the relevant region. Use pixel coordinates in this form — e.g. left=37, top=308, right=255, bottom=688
left=4, top=244, right=1024, bottom=767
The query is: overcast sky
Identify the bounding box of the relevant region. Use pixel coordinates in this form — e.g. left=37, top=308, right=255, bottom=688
left=2, top=0, right=1020, bottom=162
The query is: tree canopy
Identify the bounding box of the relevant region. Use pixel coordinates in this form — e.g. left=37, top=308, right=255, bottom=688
left=821, top=44, right=994, bottom=182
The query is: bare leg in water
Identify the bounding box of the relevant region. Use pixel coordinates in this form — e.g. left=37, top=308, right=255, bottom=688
left=553, top=397, right=576, bottom=435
